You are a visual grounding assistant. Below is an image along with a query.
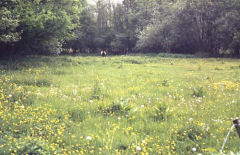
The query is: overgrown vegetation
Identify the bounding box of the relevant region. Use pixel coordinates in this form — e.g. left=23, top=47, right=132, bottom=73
left=0, top=54, right=240, bottom=154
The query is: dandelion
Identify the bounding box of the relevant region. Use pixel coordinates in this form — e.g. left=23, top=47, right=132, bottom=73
left=133, top=107, right=138, bottom=112
left=73, top=89, right=77, bottom=95
left=71, top=135, right=76, bottom=138
left=86, top=136, right=92, bottom=140
left=192, top=147, right=196, bottom=152
left=206, top=124, right=210, bottom=131
left=136, top=146, right=141, bottom=151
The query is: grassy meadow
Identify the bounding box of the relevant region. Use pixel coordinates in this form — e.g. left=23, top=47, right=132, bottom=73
left=0, top=54, right=240, bottom=154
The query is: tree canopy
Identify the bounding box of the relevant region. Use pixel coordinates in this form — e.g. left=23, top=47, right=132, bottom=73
left=0, top=0, right=239, bottom=56
left=0, top=0, right=82, bottom=55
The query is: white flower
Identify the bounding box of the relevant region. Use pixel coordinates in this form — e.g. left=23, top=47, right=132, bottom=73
left=136, top=146, right=141, bottom=151
left=189, top=118, right=193, bottom=122
left=206, top=124, right=210, bottom=131
left=73, top=89, right=77, bottom=95
left=142, top=140, right=146, bottom=144
left=192, top=147, right=196, bottom=152
left=86, top=136, right=92, bottom=140
left=141, top=105, right=144, bottom=108
left=89, top=100, right=93, bottom=103
left=9, top=94, right=12, bottom=97
left=20, top=105, right=25, bottom=109
left=133, top=107, right=138, bottom=112
left=118, top=117, right=121, bottom=121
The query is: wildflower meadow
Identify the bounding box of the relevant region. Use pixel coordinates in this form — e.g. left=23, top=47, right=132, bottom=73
left=0, top=54, right=240, bottom=154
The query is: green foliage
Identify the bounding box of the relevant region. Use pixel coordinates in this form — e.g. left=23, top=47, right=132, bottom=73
left=99, top=102, right=131, bottom=116
left=162, top=80, right=169, bottom=87
left=65, top=5, right=97, bottom=52
left=173, top=123, right=210, bottom=154
left=136, top=0, right=240, bottom=55
left=0, top=0, right=83, bottom=55
left=152, top=102, right=170, bottom=121
left=0, top=0, right=240, bottom=56
left=192, top=87, right=205, bottom=98
left=90, top=81, right=102, bottom=100
left=10, top=139, right=51, bottom=155
left=176, top=124, right=209, bottom=142
left=68, top=108, right=86, bottom=122
left=17, top=0, right=82, bottom=54
left=0, top=0, right=20, bottom=43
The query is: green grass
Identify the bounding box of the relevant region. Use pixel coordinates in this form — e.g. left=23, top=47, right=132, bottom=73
left=0, top=54, right=240, bottom=154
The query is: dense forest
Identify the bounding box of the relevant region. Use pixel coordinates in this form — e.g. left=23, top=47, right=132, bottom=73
left=0, top=0, right=240, bottom=56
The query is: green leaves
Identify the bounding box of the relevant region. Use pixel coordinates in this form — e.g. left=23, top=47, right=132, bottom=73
left=136, top=0, right=240, bottom=55
left=0, top=0, right=83, bottom=54
left=0, top=1, right=20, bottom=43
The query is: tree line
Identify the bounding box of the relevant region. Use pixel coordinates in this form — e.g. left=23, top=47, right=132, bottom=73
left=0, top=0, right=82, bottom=55
left=1, top=0, right=240, bottom=56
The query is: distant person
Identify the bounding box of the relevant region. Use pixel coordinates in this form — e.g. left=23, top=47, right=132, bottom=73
left=101, top=50, right=107, bottom=57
